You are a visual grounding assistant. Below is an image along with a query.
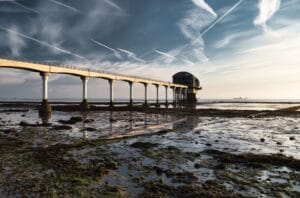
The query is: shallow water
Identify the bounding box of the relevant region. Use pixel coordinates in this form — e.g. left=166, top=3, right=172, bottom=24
left=197, top=103, right=299, bottom=110
left=0, top=105, right=300, bottom=197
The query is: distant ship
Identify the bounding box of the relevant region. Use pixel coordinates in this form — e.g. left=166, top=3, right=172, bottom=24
left=233, top=97, right=248, bottom=100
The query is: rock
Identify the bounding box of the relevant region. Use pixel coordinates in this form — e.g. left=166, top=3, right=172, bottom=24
left=289, top=137, right=295, bottom=141
left=19, top=121, right=39, bottom=127
left=276, top=142, right=282, bottom=145
left=260, top=138, right=265, bottom=142
left=109, top=118, right=117, bottom=123
left=205, top=143, right=212, bottom=147
left=83, top=119, right=94, bottom=123
left=58, top=117, right=83, bottom=125
left=52, top=125, right=72, bottom=130
left=215, top=164, right=226, bottom=169
left=194, top=163, right=201, bottom=169
left=21, top=114, right=26, bottom=117
left=19, top=121, right=29, bottom=126
left=153, top=166, right=164, bottom=175
left=2, top=128, right=17, bottom=134
left=85, top=127, right=97, bottom=132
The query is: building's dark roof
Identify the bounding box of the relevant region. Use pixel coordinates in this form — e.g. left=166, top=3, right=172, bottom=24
left=173, top=72, right=195, bottom=79
left=172, top=72, right=200, bottom=89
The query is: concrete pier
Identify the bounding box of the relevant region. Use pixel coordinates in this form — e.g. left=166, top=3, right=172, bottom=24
left=39, top=72, right=52, bottom=114
left=108, top=79, right=115, bottom=107
left=0, top=58, right=192, bottom=109
left=80, top=77, right=90, bottom=110
left=129, top=82, right=133, bottom=107
left=143, top=83, right=148, bottom=107
left=165, top=85, right=168, bottom=106
left=172, top=87, right=177, bottom=106
left=155, top=85, right=160, bottom=107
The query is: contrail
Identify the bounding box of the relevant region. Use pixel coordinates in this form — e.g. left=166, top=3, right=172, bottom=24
left=91, top=39, right=122, bottom=59
left=49, top=0, right=81, bottom=13
left=103, top=0, right=123, bottom=12
left=0, top=26, right=85, bottom=59
left=193, top=0, right=245, bottom=43
left=154, top=50, right=176, bottom=59
left=11, top=1, right=40, bottom=14
left=117, top=48, right=145, bottom=63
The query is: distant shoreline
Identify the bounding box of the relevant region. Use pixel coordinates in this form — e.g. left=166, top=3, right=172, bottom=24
left=1, top=100, right=300, bottom=105
left=1, top=102, right=300, bottom=118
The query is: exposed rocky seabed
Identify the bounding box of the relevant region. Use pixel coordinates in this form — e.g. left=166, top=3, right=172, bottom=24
left=0, top=103, right=300, bottom=197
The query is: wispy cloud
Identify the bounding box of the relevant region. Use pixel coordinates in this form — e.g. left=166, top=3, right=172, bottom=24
left=177, top=1, right=216, bottom=63
left=192, top=0, right=217, bottom=17
left=254, top=0, right=281, bottom=31
left=91, top=39, right=122, bottom=59
left=49, top=0, right=81, bottom=13
left=197, top=0, right=245, bottom=39
left=154, top=49, right=176, bottom=59
left=11, top=1, right=40, bottom=14
left=6, top=26, right=26, bottom=57
left=154, top=49, right=177, bottom=64
left=117, top=48, right=145, bottom=63
left=177, top=0, right=244, bottom=64
left=103, top=0, right=123, bottom=12
left=0, top=26, right=85, bottom=59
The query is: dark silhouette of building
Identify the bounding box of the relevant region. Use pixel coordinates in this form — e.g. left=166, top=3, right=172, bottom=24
left=172, top=72, right=202, bottom=103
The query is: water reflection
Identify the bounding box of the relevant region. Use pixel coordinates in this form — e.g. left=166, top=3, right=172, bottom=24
left=36, top=106, right=198, bottom=141
left=83, top=130, right=88, bottom=139
left=172, top=115, right=199, bottom=131
left=38, top=111, right=51, bottom=126
left=81, top=112, right=89, bottom=140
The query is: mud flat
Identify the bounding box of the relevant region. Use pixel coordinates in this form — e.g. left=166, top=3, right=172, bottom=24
left=0, top=103, right=300, bottom=197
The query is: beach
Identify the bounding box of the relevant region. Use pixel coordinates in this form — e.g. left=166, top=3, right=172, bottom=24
left=0, top=102, right=300, bottom=197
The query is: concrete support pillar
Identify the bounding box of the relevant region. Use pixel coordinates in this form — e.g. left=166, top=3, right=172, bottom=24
left=129, top=81, right=133, bottom=106
left=155, top=84, right=160, bottom=107
left=81, top=77, right=89, bottom=100
left=108, top=79, right=115, bottom=107
left=184, top=88, right=188, bottom=100
left=179, top=88, right=182, bottom=102
left=173, top=87, right=176, bottom=105
left=39, top=72, right=52, bottom=114
left=41, top=73, right=49, bottom=100
left=165, top=86, right=168, bottom=106
left=81, top=76, right=90, bottom=110
left=143, top=83, right=148, bottom=107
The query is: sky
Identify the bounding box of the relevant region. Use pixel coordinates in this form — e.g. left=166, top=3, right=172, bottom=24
left=0, top=0, right=299, bottom=100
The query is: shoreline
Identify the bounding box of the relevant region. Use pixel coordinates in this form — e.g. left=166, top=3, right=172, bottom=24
left=1, top=102, right=300, bottom=118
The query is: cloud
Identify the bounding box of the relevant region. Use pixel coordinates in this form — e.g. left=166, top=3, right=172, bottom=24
left=11, top=1, right=40, bottom=14
left=6, top=26, right=26, bottom=57
left=91, top=39, right=122, bottom=59
left=192, top=0, right=217, bottom=17
left=103, top=0, right=123, bottom=12
left=117, top=48, right=145, bottom=63
left=254, top=0, right=281, bottom=31
left=198, top=0, right=245, bottom=38
left=0, top=26, right=85, bottom=59
left=49, top=0, right=81, bottom=13
left=177, top=2, right=216, bottom=63
left=154, top=49, right=176, bottom=59
left=177, top=0, right=244, bottom=64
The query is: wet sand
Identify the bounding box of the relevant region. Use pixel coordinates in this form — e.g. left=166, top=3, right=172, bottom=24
left=0, top=103, right=300, bottom=197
